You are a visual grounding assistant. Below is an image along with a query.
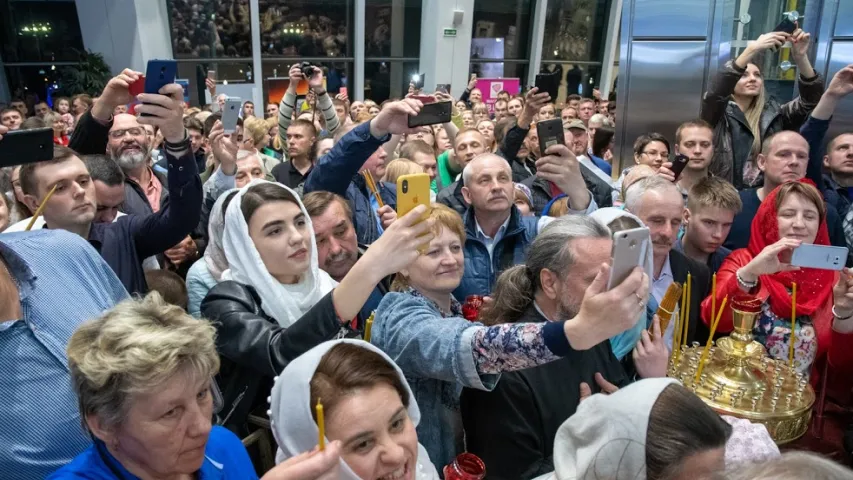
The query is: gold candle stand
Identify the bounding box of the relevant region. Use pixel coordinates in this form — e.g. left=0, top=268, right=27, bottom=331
left=668, top=294, right=815, bottom=444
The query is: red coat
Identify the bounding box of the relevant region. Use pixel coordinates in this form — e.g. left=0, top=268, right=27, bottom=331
left=701, top=248, right=853, bottom=385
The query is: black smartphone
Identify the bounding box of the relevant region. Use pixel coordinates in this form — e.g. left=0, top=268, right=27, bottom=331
left=412, top=73, right=425, bottom=90
left=0, top=128, right=54, bottom=168
left=408, top=101, right=452, bottom=128
left=537, top=118, right=565, bottom=155
left=142, top=59, right=178, bottom=116
left=670, top=153, right=690, bottom=180
left=534, top=72, right=559, bottom=100
left=774, top=17, right=797, bottom=34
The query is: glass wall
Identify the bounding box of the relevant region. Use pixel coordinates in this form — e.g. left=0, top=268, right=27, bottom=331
left=727, top=0, right=808, bottom=101
left=165, top=0, right=253, bottom=58
left=364, top=0, right=421, bottom=102
left=259, top=0, right=353, bottom=57
left=0, top=0, right=85, bottom=63
left=539, top=0, right=610, bottom=105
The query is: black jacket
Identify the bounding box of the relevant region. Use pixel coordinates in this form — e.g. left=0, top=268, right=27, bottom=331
left=200, top=281, right=348, bottom=433
left=460, top=305, right=629, bottom=479
left=701, top=60, right=824, bottom=189
left=670, top=249, right=712, bottom=346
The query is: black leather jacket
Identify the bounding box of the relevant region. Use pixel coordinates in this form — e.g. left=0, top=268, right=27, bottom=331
left=701, top=60, right=824, bottom=189
left=200, top=281, right=346, bottom=434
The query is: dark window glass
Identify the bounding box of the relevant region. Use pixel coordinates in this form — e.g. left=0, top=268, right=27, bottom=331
left=471, top=0, right=534, bottom=60
left=0, top=0, right=85, bottom=62
left=365, top=0, right=421, bottom=58
left=165, top=0, right=253, bottom=58
left=258, top=0, right=353, bottom=57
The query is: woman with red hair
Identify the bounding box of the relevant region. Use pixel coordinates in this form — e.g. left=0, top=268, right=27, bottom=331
left=701, top=181, right=853, bottom=381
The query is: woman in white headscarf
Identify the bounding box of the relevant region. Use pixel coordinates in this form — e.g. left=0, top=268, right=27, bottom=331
left=186, top=188, right=238, bottom=316
left=534, top=378, right=731, bottom=480
left=270, top=339, right=440, bottom=480
left=589, top=207, right=656, bottom=361
left=201, top=179, right=434, bottom=432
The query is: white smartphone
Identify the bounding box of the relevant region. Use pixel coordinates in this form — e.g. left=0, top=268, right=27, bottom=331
left=222, top=98, right=242, bottom=134
left=790, top=244, right=848, bottom=271
left=607, top=226, right=651, bottom=290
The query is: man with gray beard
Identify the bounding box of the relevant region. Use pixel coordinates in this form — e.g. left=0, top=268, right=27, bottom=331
left=108, top=113, right=167, bottom=217
left=461, top=216, right=666, bottom=478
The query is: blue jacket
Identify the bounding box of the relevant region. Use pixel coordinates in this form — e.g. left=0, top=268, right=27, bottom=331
left=47, top=426, right=257, bottom=479
left=372, top=290, right=499, bottom=470
left=304, top=122, right=396, bottom=245
left=454, top=206, right=540, bottom=299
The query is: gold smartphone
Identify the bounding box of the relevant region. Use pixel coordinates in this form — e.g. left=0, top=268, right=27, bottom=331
left=396, top=173, right=431, bottom=221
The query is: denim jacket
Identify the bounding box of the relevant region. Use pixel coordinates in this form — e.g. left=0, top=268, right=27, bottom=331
left=372, top=289, right=499, bottom=469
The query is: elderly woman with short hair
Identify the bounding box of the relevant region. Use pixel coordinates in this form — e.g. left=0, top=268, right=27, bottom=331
left=48, top=293, right=256, bottom=479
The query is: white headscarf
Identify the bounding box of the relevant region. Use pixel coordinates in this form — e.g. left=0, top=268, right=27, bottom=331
left=269, top=339, right=440, bottom=480
left=534, top=378, right=678, bottom=480
left=204, top=188, right=237, bottom=282
left=221, top=179, right=338, bottom=327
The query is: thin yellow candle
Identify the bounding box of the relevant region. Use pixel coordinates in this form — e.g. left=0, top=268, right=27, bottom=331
left=364, top=312, right=375, bottom=343
left=789, top=283, right=797, bottom=368
left=316, top=398, right=325, bottom=450
left=683, top=273, right=692, bottom=350
left=674, top=281, right=688, bottom=362
left=25, top=184, right=58, bottom=231
left=695, top=295, right=728, bottom=383
left=711, top=273, right=717, bottom=330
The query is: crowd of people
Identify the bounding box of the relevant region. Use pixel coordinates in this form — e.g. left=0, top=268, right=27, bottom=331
left=3, top=23, right=853, bottom=480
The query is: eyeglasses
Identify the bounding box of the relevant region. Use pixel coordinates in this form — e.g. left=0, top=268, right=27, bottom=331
left=109, top=127, right=145, bottom=139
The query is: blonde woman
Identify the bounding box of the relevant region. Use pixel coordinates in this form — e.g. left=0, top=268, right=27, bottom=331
left=49, top=293, right=258, bottom=479
left=381, top=158, right=436, bottom=202
left=701, top=27, right=823, bottom=189
left=241, top=116, right=281, bottom=174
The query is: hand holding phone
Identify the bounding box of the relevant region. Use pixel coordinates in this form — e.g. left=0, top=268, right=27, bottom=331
left=668, top=154, right=690, bottom=181
left=397, top=173, right=431, bottom=222
left=607, top=227, right=650, bottom=290
left=408, top=101, right=452, bottom=128
left=222, top=98, right=242, bottom=134
left=140, top=60, right=178, bottom=117
left=791, top=244, right=848, bottom=271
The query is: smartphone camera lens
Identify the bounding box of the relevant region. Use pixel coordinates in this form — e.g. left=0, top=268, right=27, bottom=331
left=630, top=240, right=637, bottom=248
left=402, top=180, right=408, bottom=193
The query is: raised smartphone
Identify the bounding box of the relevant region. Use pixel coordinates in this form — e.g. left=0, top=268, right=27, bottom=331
left=774, top=17, right=797, bottom=34
left=0, top=128, right=54, bottom=167
left=144, top=60, right=177, bottom=95
left=607, top=226, right=651, bottom=290
left=535, top=72, right=559, bottom=100
left=408, top=101, right=452, bottom=128
left=221, top=98, right=242, bottom=134
left=207, top=70, right=216, bottom=80
left=396, top=173, right=431, bottom=222
left=141, top=60, right=177, bottom=117
left=791, top=244, right=848, bottom=271
left=412, top=73, right=425, bottom=90
left=537, top=118, right=564, bottom=155
left=669, top=153, right=690, bottom=180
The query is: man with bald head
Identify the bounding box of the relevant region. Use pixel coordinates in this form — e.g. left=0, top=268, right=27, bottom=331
left=453, top=148, right=596, bottom=299
left=625, top=175, right=710, bottom=347
left=724, top=130, right=846, bottom=250
left=436, top=129, right=490, bottom=215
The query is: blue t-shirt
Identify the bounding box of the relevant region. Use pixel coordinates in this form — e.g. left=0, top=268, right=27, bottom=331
left=47, top=426, right=257, bottom=479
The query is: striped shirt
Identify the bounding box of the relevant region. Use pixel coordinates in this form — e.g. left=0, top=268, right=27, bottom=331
left=0, top=230, right=128, bottom=480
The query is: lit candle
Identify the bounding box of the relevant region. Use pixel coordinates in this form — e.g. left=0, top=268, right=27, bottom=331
left=316, top=399, right=325, bottom=450
left=789, top=283, right=797, bottom=368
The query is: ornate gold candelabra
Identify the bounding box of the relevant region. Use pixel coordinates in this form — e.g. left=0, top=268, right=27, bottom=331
left=668, top=295, right=815, bottom=444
